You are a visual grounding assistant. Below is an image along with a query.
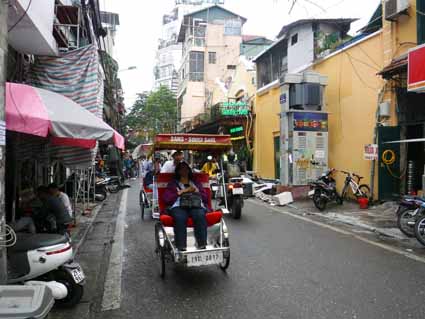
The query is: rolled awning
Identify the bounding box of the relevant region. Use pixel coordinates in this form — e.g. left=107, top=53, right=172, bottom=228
left=5, top=82, right=124, bottom=149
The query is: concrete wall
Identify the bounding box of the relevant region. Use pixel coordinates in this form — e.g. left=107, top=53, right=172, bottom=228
left=8, top=0, right=58, bottom=56
left=180, top=20, right=242, bottom=123
left=312, top=32, right=385, bottom=197
left=205, top=23, right=242, bottom=94
left=288, top=23, right=314, bottom=72
left=181, top=81, right=205, bottom=122
left=253, top=84, right=281, bottom=179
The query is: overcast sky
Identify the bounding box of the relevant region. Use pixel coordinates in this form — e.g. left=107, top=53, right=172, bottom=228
left=101, top=0, right=381, bottom=108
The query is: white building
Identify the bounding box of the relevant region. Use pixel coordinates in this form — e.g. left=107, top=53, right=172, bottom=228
left=154, top=0, right=225, bottom=95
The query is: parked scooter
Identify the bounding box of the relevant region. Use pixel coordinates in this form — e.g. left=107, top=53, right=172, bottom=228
left=396, top=195, right=425, bottom=238
left=309, top=169, right=342, bottom=211
left=8, top=233, right=85, bottom=308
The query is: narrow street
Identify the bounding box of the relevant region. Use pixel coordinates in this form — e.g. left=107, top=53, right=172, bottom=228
left=95, top=183, right=425, bottom=319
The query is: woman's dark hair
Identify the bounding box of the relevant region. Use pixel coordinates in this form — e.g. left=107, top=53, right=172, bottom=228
left=174, top=161, right=193, bottom=181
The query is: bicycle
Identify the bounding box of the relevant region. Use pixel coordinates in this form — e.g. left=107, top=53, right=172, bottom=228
left=339, top=171, right=371, bottom=202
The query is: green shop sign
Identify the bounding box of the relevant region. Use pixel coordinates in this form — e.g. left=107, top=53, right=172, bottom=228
left=221, top=101, right=249, bottom=116
left=230, top=126, right=244, bottom=134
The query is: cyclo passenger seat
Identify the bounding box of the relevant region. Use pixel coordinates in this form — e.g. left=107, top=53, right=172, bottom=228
left=156, top=173, right=223, bottom=227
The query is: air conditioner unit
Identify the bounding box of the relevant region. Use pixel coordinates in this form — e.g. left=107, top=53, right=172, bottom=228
left=385, top=0, right=409, bottom=21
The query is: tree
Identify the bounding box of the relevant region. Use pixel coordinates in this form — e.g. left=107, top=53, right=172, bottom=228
left=124, top=86, right=177, bottom=144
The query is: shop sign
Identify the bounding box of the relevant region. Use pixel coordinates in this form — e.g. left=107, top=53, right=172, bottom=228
left=364, top=144, right=378, bottom=161
left=221, top=101, right=249, bottom=116
left=408, top=44, right=425, bottom=92
left=156, top=134, right=231, bottom=145
left=293, top=112, right=328, bottom=132
left=229, top=126, right=244, bottom=134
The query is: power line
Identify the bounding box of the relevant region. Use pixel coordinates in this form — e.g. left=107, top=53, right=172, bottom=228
left=8, top=0, right=32, bottom=33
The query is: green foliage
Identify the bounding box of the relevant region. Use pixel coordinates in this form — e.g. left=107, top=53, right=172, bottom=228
left=124, top=86, right=177, bottom=143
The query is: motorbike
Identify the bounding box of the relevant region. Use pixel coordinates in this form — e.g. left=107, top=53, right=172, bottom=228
left=309, top=169, right=342, bottom=211
left=215, top=171, right=244, bottom=219
left=396, top=195, right=425, bottom=238
left=227, top=177, right=244, bottom=219
left=8, top=233, right=85, bottom=308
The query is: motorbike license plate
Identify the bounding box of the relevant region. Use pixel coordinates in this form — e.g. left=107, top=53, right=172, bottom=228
left=70, top=266, right=85, bottom=284
left=308, top=190, right=315, bottom=197
left=232, top=188, right=244, bottom=195
left=212, top=186, right=219, bottom=191
left=187, top=251, right=223, bottom=267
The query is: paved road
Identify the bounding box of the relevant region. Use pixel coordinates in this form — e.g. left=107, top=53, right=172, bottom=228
left=96, top=184, right=425, bottom=319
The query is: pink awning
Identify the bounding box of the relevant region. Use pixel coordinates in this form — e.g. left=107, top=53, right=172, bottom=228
left=5, top=82, right=125, bottom=149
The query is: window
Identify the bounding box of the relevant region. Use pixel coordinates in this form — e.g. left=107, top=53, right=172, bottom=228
left=227, top=65, right=236, bottom=70
left=189, top=51, right=204, bottom=81
left=208, top=52, right=217, bottom=64
left=291, top=33, right=298, bottom=46
left=224, top=19, right=242, bottom=35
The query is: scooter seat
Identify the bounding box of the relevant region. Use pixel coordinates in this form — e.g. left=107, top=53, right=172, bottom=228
left=10, top=234, right=69, bottom=253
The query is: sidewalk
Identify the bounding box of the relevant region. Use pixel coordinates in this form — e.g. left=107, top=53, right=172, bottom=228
left=49, top=191, right=123, bottom=319
left=255, top=194, right=425, bottom=251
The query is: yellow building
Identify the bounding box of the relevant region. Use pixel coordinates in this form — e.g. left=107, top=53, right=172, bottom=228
left=253, top=82, right=281, bottom=179
left=312, top=31, right=386, bottom=198
left=253, top=1, right=425, bottom=199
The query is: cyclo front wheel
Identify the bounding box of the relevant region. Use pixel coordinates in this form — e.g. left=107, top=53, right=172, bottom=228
left=155, top=222, right=166, bottom=278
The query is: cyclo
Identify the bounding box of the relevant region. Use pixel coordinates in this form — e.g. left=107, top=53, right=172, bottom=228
left=153, top=134, right=231, bottom=277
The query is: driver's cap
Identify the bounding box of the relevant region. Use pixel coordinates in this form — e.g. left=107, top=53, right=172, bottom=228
left=207, top=155, right=213, bottom=161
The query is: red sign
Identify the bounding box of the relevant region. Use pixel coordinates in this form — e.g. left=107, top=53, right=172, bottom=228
left=154, top=134, right=232, bottom=151
left=408, top=44, right=425, bottom=92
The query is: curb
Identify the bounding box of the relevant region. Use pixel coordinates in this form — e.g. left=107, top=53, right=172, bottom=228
left=72, top=202, right=104, bottom=257
left=253, top=198, right=406, bottom=241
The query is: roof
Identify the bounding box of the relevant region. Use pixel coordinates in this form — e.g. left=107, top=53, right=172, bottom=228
left=242, top=35, right=265, bottom=42
left=178, top=5, right=246, bottom=42
left=277, top=18, right=357, bottom=38
left=378, top=53, right=408, bottom=79
left=253, top=37, right=286, bottom=62
left=183, top=5, right=247, bottom=22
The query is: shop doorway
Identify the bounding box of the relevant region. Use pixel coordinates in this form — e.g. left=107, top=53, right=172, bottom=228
left=404, top=124, right=425, bottom=194
left=378, top=126, right=400, bottom=201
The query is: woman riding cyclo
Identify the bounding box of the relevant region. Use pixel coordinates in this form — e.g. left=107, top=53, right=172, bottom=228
left=163, top=161, right=209, bottom=251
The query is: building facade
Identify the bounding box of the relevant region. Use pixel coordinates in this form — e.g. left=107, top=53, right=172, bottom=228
left=153, top=1, right=225, bottom=95
left=176, top=5, right=246, bottom=129
left=253, top=19, right=355, bottom=179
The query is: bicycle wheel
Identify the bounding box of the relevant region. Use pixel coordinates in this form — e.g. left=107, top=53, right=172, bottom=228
left=358, top=184, right=371, bottom=199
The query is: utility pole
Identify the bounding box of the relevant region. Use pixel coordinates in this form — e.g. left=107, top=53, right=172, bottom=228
left=0, top=0, right=8, bottom=284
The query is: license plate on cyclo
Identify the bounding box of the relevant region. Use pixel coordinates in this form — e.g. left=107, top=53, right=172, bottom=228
left=232, top=188, right=244, bottom=195
left=187, top=251, right=223, bottom=267
left=70, top=266, right=85, bottom=283
left=212, top=186, right=218, bottom=191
